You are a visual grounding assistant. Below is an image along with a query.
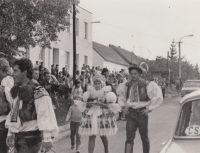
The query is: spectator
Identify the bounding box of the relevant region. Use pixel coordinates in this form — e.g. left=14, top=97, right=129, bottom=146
left=71, top=80, right=83, bottom=100
left=161, top=78, right=166, bottom=98
left=91, top=66, right=96, bottom=76
left=79, top=70, right=86, bottom=92
left=32, top=68, right=39, bottom=84
left=175, top=77, right=180, bottom=93
left=40, top=62, right=44, bottom=67
left=101, top=68, right=109, bottom=85
left=55, top=64, right=59, bottom=79
left=65, top=74, right=72, bottom=97
left=51, top=64, right=56, bottom=76
left=58, top=71, right=64, bottom=83
left=76, top=70, right=80, bottom=80
left=85, top=72, right=92, bottom=91
left=34, top=61, right=39, bottom=68
left=62, top=67, right=67, bottom=77
left=38, top=65, right=44, bottom=82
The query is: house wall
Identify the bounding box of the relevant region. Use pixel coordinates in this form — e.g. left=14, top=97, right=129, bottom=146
left=93, top=49, right=104, bottom=68
left=103, top=61, right=128, bottom=72
left=29, top=6, right=93, bottom=75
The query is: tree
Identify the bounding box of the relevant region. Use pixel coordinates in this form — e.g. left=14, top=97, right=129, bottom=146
left=0, top=0, right=79, bottom=58
left=169, top=39, right=177, bottom=61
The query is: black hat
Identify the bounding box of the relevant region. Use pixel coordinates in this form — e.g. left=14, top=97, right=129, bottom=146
left=128, top=65, right=143, bottom=74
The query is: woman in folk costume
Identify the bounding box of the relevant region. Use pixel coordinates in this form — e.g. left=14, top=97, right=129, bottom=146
left=74, top=73, right=121, bottom=153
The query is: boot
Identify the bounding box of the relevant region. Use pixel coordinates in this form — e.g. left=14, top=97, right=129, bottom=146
left=125, top=142, right=133, bottom=153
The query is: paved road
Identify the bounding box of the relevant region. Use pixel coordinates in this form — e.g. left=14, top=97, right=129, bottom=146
left=53, top=97, right=181, bottom=153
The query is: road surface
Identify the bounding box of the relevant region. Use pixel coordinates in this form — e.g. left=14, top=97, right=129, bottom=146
left=53, top=96, right=181, bottom=153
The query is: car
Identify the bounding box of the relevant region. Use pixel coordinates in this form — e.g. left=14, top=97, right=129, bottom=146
left=181, top=80, right=200, bottom=98
left=159, top=90, right=200, bottom=153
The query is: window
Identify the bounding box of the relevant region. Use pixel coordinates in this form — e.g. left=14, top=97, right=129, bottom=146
left=84, top=56, right=88, bottom=65
left=76, top=54, right=79, bottom=69
left=175, top=100, right=200, bottom=138
left=84, top=22, right=88, bottom=39
left=76, top=18, right=79, bottom=36
left=67, top=14, right=70, bottom=32
left=65, top=51, right=70, bottom=69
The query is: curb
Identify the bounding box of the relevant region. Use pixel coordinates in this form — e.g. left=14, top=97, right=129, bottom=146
left=54, top=123, right=71, bottom=142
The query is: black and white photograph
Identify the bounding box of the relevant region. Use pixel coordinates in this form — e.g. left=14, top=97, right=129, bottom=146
left=0, top=0, right=200, bottom=153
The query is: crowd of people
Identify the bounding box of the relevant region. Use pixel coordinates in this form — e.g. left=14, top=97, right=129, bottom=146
left=0, top=57, right=164, bottom=153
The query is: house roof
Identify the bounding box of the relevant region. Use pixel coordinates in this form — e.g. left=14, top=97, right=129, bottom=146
left=110, top=45, right=139, bottom=65
left=93, top=42, right=129, bottom=66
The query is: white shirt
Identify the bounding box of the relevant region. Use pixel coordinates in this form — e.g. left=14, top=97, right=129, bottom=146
left=126, top=81, right=163, bottom=111
left=5, top=86, right=59, bottom=142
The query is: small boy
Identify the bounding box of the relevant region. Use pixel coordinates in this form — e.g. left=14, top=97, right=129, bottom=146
left=66, top=97, right=82, bottom=153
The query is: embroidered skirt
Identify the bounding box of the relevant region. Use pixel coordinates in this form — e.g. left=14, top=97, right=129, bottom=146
left=79, top=108, right=118, bottom=136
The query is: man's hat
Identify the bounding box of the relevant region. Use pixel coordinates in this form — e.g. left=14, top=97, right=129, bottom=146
left=128, top=65, right=143, bottom=74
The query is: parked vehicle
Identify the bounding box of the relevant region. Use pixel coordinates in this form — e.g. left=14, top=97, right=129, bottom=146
left=159, top=90, right=200, bottom=153
left=181, top=80, right=200, bottom=97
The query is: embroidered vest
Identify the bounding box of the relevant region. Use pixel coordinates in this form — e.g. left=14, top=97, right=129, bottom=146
left=126, top=78, right=150, bottom=102
left=10, top=81, right=49, bottom=124
left=0, top=86, right=10, bottom=116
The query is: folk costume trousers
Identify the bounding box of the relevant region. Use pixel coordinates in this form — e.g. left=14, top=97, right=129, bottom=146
left=125, top=108, right=150, bottom=153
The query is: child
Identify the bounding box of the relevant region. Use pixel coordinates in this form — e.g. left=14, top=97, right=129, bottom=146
left=74, top=74, right=121, bottom=153
left=66, top=98, right=82, bottom=153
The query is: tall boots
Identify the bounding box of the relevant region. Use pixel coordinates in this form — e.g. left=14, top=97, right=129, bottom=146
left=125, top=142, right=133, bottom=153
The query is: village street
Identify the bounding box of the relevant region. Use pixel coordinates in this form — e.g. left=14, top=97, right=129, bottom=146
left=53, top=96, right=181, bottom=153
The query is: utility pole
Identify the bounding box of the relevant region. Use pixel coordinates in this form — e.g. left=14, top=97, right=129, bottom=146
left=177, top=34, right=193, bottom=93
left=73, top=2, right=76, bottom=84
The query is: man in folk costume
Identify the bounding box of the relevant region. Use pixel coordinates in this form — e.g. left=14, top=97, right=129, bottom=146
left=124, top=65, right=163, bottom=153
left=0, top=58, right=14, bottom=153
left=5, top=58, right=59, bottom=153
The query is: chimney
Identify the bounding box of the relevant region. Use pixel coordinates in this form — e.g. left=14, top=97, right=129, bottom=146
left=118, top=46, right=121, bottom=48
left=109, top=44, right=112, bottom=47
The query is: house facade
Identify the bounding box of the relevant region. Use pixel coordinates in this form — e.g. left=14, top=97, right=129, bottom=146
left=93, top=42, right=131, bottom=72
left=26, top=6, right=93, bottom=74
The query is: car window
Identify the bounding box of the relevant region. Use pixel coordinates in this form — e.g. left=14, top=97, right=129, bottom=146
left=184, top=81, right=200, bottom=88
left=175, top=100, right=200, bottom=137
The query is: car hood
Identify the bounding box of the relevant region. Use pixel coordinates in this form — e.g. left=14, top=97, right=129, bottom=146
left=182, top=87, right=200, bottom=91
left=164, top=139, right=200, bottom=153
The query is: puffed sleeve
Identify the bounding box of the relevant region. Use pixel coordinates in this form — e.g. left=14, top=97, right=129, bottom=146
left=34, top=86, right=59, bottom=142
left=106, top=92, right=121, bottom=114
left=147, top=81, right=163, bottom=111
left=4, top=87, right=12, bottom=104
left=74, top=91, right=91, bottom=112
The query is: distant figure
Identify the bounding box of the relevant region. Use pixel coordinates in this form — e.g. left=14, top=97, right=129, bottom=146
left=32, top=68, right=39, bottom=84
left=34, top=61, right=39, bottom=68
left=55, top=64, right=59, bottom=79
left=51, top=64, right=56, bottom=76
left=175, top=78, right=180, bottom=93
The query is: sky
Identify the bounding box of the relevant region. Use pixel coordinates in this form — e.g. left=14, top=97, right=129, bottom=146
left=79, top=0, right=200, bottom=66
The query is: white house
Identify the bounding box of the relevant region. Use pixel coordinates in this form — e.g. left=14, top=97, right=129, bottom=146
left=93, top=42, right=130, bottom=72
left=26, top=6, right=93, bottom=74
